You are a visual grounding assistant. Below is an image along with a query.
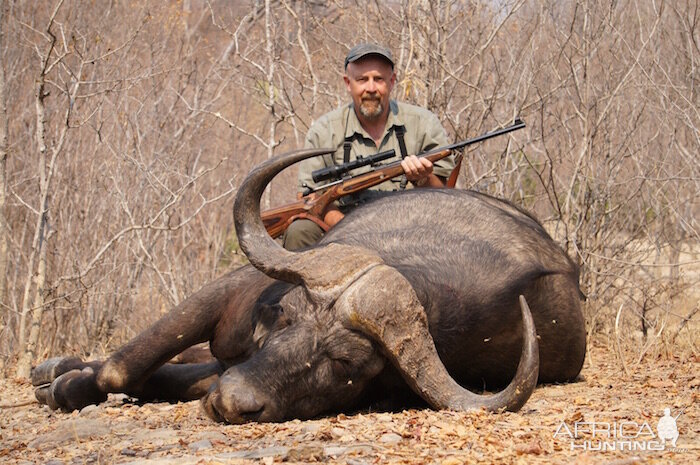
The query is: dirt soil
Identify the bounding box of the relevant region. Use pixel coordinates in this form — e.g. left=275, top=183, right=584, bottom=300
left=1, top=343, right=697, bottom=465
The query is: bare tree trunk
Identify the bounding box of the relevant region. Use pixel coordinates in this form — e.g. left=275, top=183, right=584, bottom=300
left=16, top=48, right=51, bottom=378
left=17, top=31, right=52, bottom=354
left=0, top=0, right=9, bottom=309
left=17, top=0, right=66, bottom=378
left=399, top=0, right=431, bottom=107
left=414, top=0, right=431, bottom=108
left=263, top=0, right=275, bottom=211
left=17, top=222, right=50, bottom=376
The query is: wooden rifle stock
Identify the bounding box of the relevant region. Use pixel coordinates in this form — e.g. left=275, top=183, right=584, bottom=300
left=261, top=148, right=451, bottom=238
left=260, top=119, right=525, bottom=238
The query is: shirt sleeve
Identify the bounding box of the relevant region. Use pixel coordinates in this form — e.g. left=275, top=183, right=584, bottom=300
left=297, top=120, right=332, bottom=193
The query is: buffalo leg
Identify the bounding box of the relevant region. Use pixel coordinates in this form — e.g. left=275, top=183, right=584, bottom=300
left=32, top=273, right=237, bottom=411
left=127, top=361, right=224, bottom=402
left=33, top=359, right=107, bottom=410
left=31, top=356, right=103, bottom=387
left=34, top=360, right=223, bottom=411
left=95, top=276, right=232, bottom=393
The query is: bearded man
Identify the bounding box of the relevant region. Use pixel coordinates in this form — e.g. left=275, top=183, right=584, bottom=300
left=283, top=43, right=456, bottom=250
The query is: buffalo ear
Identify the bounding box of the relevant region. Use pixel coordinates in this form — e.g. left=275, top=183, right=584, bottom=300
left=337, top=264, right=539, bottom=413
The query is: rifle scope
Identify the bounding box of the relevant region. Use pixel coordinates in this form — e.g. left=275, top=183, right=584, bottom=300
left=312, top=149, right=396, bottom=183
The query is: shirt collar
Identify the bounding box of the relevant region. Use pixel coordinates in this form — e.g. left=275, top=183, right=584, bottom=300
left=345, top=100, right=404, bottom=141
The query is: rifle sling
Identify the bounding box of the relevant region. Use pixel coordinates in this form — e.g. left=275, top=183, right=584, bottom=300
left=394, top=125, right=409, bottom=190
left=292, top=212, right=331, bottom=233
left=446, top=153, right=463, bottom=188
left=343, top=140, right=352, bottom=164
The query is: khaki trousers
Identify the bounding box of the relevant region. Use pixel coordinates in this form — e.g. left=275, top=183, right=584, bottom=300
left=282, top=219, right=325, bottom=250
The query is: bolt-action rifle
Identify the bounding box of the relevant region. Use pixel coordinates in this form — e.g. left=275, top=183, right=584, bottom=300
left=261, top=118, right=525, bottom=238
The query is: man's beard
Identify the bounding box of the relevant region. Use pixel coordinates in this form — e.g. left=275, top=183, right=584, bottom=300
left=359, top=98, right=383, bottom=120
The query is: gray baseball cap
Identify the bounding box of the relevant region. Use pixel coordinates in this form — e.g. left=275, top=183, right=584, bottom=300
left=344, top=43, right=394, bottom=69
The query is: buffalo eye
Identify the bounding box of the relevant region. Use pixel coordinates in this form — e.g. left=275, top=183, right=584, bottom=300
left=331, top=359, right=353, bottom=378
left=253, top=304, right=289, bottom=347
left=259, top=304, right=287, bottom=327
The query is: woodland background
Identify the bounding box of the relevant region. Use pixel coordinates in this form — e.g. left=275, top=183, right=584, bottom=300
left=0, top=0, right=697, bottom=378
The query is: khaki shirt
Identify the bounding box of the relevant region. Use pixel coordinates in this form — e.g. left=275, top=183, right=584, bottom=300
left=298, top=100, right=454, bottom=203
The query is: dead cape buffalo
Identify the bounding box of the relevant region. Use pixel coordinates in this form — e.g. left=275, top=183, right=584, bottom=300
left=31, top=148, right=586, bottom=423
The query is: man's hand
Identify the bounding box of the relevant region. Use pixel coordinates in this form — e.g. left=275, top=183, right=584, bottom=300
left=401, top=155, right=446, bottom=187
left=401, top=155, right=432, bottom=183
left=323, top=205, right=345, bottom=227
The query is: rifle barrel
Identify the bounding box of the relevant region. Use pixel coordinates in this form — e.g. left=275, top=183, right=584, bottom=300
left=427, top=118, right=525, bottom=155
left=306, top=118, right=525, bottom=193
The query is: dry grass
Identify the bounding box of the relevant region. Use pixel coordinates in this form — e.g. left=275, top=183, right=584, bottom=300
left=1, top=341, right=697, bottom=465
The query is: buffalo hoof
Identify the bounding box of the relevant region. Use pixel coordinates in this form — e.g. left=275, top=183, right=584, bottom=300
left=35, top=367, right=107, bottom=411
left=31, top=356, right=86, bottom=387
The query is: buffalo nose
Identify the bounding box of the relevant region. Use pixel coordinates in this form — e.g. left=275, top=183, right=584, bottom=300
left=203, top=370, right=272, bottom=424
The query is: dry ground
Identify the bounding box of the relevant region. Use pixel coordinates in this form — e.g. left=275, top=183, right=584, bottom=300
left=0, top=342, right=697, bottom=465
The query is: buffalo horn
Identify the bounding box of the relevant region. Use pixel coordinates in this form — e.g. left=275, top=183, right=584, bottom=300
left=340, top=265, right=539, bottom=412
left=233, top=148, right=335, bottom=284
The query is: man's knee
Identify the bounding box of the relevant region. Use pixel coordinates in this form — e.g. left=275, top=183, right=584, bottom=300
left=283, top=219, right=324, bottom=250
